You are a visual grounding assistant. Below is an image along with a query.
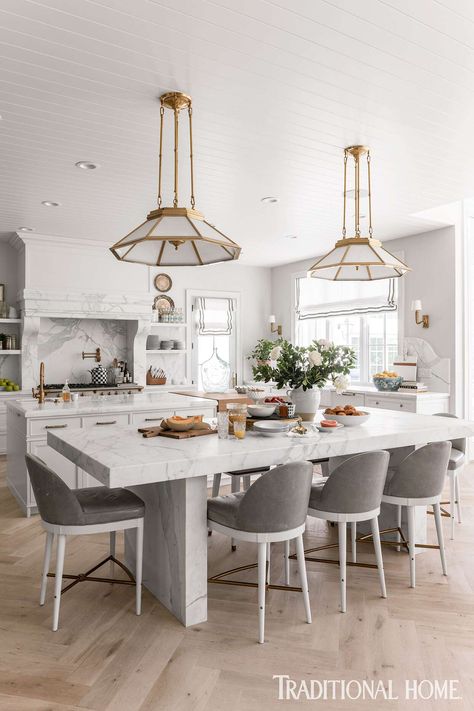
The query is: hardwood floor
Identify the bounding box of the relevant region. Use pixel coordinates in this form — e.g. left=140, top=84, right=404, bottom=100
left=1, top=455, right=474, bottom=710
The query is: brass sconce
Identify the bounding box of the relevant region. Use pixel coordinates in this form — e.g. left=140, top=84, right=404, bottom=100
left=411, top=300, right=429, bottom=329
left=269, top=315, right=282, bottom=337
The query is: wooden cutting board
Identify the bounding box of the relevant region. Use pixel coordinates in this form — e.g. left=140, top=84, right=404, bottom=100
left=138, top=426, right=217, bottom=439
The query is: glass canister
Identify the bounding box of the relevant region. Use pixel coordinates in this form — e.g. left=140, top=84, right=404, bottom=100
left=201, top=347, right=230, bottom=393
left=226, top=402, right=248, bottom=435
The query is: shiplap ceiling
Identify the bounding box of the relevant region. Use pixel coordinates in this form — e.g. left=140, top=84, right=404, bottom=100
left=0, top=0, right=474, bottom=266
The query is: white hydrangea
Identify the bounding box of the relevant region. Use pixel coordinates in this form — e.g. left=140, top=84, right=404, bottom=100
left=317, top=338, right=333, bottom=349
left=333, top=375, right=350, bottom=394
left=269, top=345, right=282, bottom=361
left=308, top=350, right=323, bottom=366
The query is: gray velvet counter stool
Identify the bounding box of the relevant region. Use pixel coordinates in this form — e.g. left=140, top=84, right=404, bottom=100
left=378, top=441, right=451, bottom=588
left=207, top=462, right=313, bottom=644
left=294, top=451, right=390, bottom=613
left=26, top=454, right=145, bottom=632
left=433, top=413, right=466, bottom=539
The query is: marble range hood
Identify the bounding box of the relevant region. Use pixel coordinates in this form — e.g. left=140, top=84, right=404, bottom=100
left=19, top=288, right=152, bottom=390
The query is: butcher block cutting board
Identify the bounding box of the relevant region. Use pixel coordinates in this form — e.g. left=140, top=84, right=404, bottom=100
left=138, top=426, right=217, bottom=439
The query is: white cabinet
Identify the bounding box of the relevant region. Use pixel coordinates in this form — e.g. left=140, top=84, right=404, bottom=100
left=82, top=413, right=129, bottom=428
left=365, top=394, right=415, bottom=412
left=331, top=391, right=366, bottom=408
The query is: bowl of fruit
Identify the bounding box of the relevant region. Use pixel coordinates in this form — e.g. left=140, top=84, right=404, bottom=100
left=0, top=378, right=20, bottom=392
left=372, top=371, right=403, bottom=392
left=323, top=405, right=370, bottom=427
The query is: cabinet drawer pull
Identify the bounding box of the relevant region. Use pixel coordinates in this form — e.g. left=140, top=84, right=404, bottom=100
left=399, top=403, right=404, bottom=408
left=341, top=392, right=355, bottom=396
left=144, top=417, right=163, bottom=422
left=45, top=424, right=68, bottom=429
left=96, top=420, right=117, bottom=425
left=375, top=401, right=380, bottom=405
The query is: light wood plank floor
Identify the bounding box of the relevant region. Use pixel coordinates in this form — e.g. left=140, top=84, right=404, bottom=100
left=1, top=456, right=474, bottom=710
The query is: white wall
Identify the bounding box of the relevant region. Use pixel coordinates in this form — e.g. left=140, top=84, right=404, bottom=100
left=13, top=234, right=272, bottom=383
left=0, top=241, right=20, bottom=305
left=271, top=226, right=456, bottom=391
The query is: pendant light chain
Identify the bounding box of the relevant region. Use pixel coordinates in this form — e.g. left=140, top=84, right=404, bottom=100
left=367, top=150, right=373, bottom=237
left=354, top=151, right=360, bottom=237
left=173, top=106, right=179, bottom=208
left=157, top=103, right=165, bottom=208
left=188, top=104, right=196, bottom=209
left=342, top=149, right=348, bottom=237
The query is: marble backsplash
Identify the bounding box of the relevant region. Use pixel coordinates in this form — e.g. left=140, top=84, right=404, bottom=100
left=38, top=318, right=128, bottom=384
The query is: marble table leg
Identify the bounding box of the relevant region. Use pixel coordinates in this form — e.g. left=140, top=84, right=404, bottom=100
left=124, top=475, right=208, bottom=627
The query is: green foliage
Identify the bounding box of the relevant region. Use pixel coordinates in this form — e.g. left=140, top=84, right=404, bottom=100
left=251, top=338, right=356, bottom=391
left=247, top=338, right=282, bottom=362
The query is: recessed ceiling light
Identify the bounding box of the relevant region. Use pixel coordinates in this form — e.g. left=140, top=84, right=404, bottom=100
left=261, top=196, right=279, bottom=204
left=17, top=226, right=35, bottom=232
left=75, top=160, right=100, bottom=170
left=284, top=234, right=298, bottom=239
left=41, top=201, right=61, bottom=207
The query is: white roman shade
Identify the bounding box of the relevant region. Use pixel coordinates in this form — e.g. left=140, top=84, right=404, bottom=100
left=296, top=275, right=397, bottom=320
left=195, top=297, right=234, bottom=335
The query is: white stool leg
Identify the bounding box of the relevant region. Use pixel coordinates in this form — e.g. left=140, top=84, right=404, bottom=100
left=284, top=539, right=290, bottom=585
left=407, top=506, right=416, bottom=588
left=135, top=520, right=144, bottom=615
left=338, top=522, right=347, bottom=613
left=52, top=534, right=66, bottom=632
left=396, top=505, right=402, bottom=553
left=243, top=474, right=251, bottom=490
left=40, top=532, right=54, bottom=606
left=455, top=469, right=462, bottom=524
left=449, top=472, right=455, bottom=540
left=231, top=476, right=240, bottom=551
left=266, top=543, right=271, bottom=584
left=351, top=522, right=357, bottom=563
left=257, top=542, right=267, bottom=644
left=295, top=534, right=312, bottom=624
left=433, top=503, right=448, bottom=576
left=211, top=473, right=222, bottom=498
left=371, top=517, right=387, bottom=598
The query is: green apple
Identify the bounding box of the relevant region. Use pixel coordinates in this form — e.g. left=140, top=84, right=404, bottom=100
left=5, top=385, right=13, bottom=391
left=13, top=384, right=20, bottom=391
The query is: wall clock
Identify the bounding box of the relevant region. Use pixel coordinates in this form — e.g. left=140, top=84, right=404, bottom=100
left=154, top=273, right=172, bottom=292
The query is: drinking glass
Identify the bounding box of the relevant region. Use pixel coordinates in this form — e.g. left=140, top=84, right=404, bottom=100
left=217, top=412, right=229, bottom=439
left=233, top=420, right=246, bottom=440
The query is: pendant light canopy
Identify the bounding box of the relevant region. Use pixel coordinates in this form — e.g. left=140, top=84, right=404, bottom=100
left=111, top=92, right=241, bottom=267
left=309, top=146, right=410, bottom=281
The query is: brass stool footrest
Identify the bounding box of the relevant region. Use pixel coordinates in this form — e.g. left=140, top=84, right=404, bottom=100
left=358, top=527, right=439, bottom=552
left=427, top=502, right=454, bottom=519
left=208, top=561, right=302, bottom=593
left=47, top=555, right=136, bottom=594
left=289, top=543, right=377, bottom=569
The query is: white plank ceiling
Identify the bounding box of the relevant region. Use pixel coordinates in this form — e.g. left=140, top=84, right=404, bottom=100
left=0, top=0, right=473, bottom=265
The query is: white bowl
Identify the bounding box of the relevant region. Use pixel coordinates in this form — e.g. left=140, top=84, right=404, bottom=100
left=329, top=411, right=370, bottom=427
left=247, top=404, right=276, bottom=418
left=253, top=420, right=289, bottom=436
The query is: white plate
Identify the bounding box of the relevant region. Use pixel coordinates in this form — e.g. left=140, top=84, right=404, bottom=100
left=315, top=422, right=344, bottom=433
left=253, top=420, right=290, bottom=435
left=328, top=412, right=370, bottom=427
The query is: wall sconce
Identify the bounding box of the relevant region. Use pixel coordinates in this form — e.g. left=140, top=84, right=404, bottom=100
left=411, top=300, right=429, bottom=329
left=268, top=314, right=282, bottom=336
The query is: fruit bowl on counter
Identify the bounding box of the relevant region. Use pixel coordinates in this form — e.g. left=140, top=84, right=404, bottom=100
left=373, top=371, right=403, bottom=392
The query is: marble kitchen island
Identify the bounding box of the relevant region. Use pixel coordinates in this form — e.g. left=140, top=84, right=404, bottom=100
left=46, top=409, right=474, bottom=627
left=6, top=392, right=216, bottom=516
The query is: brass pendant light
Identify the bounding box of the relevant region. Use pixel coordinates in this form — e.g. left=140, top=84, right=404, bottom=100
left=110, top=92, right=241, bottom=266
left=309, top=146, right=410, bottom=281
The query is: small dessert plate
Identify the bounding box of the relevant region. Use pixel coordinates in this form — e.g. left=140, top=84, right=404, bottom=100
left=315, top=422, right=344, bottom=433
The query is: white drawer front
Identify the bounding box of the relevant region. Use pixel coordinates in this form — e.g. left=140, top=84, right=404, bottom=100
left=131, top=411, right=174, bottom=428
left=29, top=417, right=82, bottom=437
left=82, top=413, right=130, bottom=428
left=331, top=392, right=365, bottom=408
left=365, top=395, right=415, bottom=413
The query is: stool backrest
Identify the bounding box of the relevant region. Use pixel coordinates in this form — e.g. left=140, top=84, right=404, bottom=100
left=384, top=441, right=451, bottom=499
left=25, top=454, right=85, bottom=525
left=318, top=450, right=390, bottom=514
left=236, top=462, right=313, bottom=533
left=434, top=412, right=466, bottom=453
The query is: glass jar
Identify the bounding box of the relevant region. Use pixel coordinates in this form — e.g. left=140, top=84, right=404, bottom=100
left=201, top=347, right=230, bottom=393
left=226, top=402, right=247, bottom=435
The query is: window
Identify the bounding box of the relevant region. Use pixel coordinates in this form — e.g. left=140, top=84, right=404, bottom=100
left=295, top=275, right=400, bottom=385
left=190, top=294, right=239, bottom=389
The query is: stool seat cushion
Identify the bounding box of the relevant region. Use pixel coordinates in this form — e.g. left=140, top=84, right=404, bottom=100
left=448, top=448, right=465, bottom=470
left=74, top=487, right=145, bottom=525
left=383, top=467, right=397, bottom=494
left=207, top=491, right=245, bottom=529
left=308, top=479, right=327, bottom=510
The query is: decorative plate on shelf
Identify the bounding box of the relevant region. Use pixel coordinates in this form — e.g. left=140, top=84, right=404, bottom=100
left=154, top=273, right=172, bottom=292
left=154, top=294, right=175, bottom=312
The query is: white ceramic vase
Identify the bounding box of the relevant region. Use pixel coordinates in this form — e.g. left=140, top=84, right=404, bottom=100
left=290, top=387, right=321, bottom=421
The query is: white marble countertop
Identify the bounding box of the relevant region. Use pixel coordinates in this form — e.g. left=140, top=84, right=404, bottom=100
left=47, top=408, right=474, bottom=488
left=6, top=392, right=216, bottom=418
left=337, top=386, right=449, bottom=399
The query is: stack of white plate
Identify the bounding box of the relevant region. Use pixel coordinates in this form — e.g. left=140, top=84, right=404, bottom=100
left=252, top=420, right=290, bottom=436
